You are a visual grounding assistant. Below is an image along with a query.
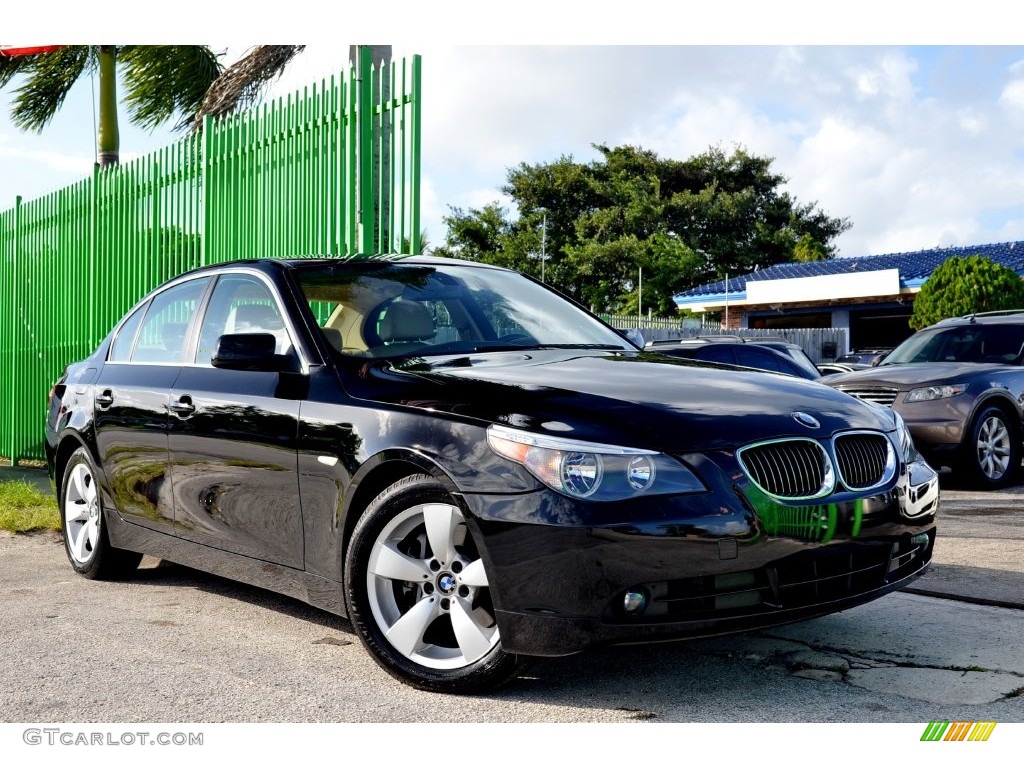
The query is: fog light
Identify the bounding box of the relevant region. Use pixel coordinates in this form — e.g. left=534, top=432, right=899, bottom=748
left=623, top=590, right=646, bottom=614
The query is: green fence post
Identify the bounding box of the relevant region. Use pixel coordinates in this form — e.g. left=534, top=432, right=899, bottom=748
left=8, top=196, right=21, bottom=465
left=410, top=55, right=422, bottom=254
left=89, top=164, right=99, bottom=346
left=201, top=115, right=212, bottom=267
left=357, top=46, right=373, bottom=254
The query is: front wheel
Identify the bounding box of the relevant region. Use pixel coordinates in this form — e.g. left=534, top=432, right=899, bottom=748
left=962, top=407, right=1020, bottom=489
left=345, top=474, right=521, bottom=693
left=60, top=447, right=142, bottom=579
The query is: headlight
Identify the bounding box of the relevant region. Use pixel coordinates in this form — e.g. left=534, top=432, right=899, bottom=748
left=486, top=425, right=705, bottom=501
left=905, top=383, right=967, bottom=402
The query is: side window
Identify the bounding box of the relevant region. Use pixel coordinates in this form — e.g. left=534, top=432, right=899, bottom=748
left=696, top=346, right=736, bottom=365
left=739, top=348, right=783, bottom=373
left=130, top=278, right=210, bottom=364
left=108, top=302, right=148, bottom=362
left=195, top=275, right=291, bottom=365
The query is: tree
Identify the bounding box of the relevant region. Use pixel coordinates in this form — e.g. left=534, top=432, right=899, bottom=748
left=190, top=45, right=305, bottom=130
left=910, top=255, right=1024, bottom=330
left=433, top=144, right=849, bottom=314
left=0, top=46, right=223, bottom=167
left=793, top=233, right=829, bottom=262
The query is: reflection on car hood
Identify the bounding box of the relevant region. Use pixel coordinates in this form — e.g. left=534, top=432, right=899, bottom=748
left=825, top=361, right=1005, bottom=388
left=347, top=351, right=894, bottom=453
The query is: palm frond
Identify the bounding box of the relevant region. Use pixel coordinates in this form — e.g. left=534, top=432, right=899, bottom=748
left=0, top=53, right=35, bottom=88
left=8, top=46, right=91, bottom=132
left=190, top=45, right=305, bottom=132
left=119, top=45, right=223, bottom=132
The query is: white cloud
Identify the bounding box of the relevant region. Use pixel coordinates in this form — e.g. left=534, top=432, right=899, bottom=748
left=0, top=134, right=92, bottom=174
left=848, top=52, right=917, bottom=102
left=998, top=78, right=1024, bottom=112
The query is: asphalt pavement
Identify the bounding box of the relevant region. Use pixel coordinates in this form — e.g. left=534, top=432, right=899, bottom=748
left=2, top=463, right=1021, bottom=722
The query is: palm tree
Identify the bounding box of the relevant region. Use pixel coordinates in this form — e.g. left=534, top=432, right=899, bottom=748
left=190, top=45, right=305, bottom=131
left=0, top=45, right=222, bottom=167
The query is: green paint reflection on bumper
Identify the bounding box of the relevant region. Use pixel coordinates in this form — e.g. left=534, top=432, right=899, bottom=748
left=745, top=485, right=864, bottom=543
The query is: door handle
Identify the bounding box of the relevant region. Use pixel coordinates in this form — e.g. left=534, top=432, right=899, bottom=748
left=95, top=390, right=114, bottom=410
left=170, top=396, right=196, bottom=417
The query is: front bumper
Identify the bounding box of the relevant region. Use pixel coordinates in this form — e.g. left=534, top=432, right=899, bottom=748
left=463, top=453, right=938, bottom=657
left=892, top=397, right=973, bottom=452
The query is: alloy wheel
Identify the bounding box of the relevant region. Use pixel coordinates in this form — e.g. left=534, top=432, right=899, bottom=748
left=64, top=462, right=101, bottom=565
left=976, top=414, right=1012, bottom=481
left=365, top=502, right=499, bottom=669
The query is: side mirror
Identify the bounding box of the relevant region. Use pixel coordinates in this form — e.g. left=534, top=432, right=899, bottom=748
left=623, top=328, right=646, bottom=348
left=212, top=333, right=289, bottom=372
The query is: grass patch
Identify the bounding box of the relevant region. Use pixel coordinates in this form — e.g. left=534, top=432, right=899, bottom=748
left=0, top=480, right=60, bottom=533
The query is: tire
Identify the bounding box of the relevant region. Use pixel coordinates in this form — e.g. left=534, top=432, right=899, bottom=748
left=962, top=406, right=1020, bottom=489
left=344, top=474, right=521, bottom=693
left=59, top=447, right=142, bottom=580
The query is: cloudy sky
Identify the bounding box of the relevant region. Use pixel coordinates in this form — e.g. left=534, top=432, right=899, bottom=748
left=3, top=7, right=1023, bottom=260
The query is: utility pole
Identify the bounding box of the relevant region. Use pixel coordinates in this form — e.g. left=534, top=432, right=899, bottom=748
left=541, top=212, right=547, bottom=283
left=724, top=271, right=730, bottom=330
left=638, top=266, right=643, bottom=324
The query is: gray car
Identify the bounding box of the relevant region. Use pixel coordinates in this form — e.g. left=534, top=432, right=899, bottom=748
left=823, top=311, right=1024, bottom=488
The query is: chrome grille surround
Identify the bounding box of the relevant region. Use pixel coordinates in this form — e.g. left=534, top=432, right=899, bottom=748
left=833, top=386, right=898, bottom=407
left=738, top=431, right=899, bottom=501
left=736, top=438, right=835, bottom=500
left=833, top=431, right=896, bottom=491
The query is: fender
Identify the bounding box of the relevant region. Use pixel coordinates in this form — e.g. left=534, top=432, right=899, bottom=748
left=962, top=388, right=1024, bottom=444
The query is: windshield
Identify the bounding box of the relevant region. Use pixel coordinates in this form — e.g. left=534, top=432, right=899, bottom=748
left=770, top=345, right=821, bottom=379
left=884, top=324, right=1024, bottom=365
left=293, top=261, right=633, bottom=358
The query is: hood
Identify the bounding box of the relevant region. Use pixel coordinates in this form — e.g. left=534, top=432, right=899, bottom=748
left=343, top=351, right=895, bottom=454
left=823, top=361, right=1003, bottom=389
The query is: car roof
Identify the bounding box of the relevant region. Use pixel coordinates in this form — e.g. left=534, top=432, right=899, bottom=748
left=646, top=335, right=800, bottom=350
left=654, top=341, right=794, bottom=357
left=178, top=255, right=512, bottom=279
left=933, top=310, right=1024, bottom=327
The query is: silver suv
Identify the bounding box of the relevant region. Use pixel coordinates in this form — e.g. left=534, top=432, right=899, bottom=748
left=823, top=311, right=1024, bottom=488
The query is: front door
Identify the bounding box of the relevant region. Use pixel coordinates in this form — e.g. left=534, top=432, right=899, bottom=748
left=167, top=273, right=304, bottom=568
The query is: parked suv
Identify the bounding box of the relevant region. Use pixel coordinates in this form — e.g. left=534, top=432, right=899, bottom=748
left=835, top=348, right=893, bottom=367
left=823, top=311, right=1024, bottom=488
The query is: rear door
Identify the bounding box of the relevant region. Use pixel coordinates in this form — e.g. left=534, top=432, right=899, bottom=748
left=94, top=277, right=211, bottom=534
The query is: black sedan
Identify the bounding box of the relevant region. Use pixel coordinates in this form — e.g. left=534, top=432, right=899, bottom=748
left=46, top=257, right=939, bottom=693
left=646, top=338, right=821, bottom=379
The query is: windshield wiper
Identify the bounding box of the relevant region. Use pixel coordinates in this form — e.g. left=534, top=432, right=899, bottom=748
left=416, top=342, right=629, bottom=356
left=528, top=343, right=629, bottom=351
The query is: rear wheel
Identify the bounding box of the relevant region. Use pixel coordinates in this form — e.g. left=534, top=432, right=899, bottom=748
left=962, top=407, right=1020, bottom=489
left=345, top=474, right=520, bottom=693
left=60, top=448, right=142, bottom=579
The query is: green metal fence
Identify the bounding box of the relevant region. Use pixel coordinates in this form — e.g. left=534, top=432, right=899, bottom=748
left=0, top=50, right=422, bottom=465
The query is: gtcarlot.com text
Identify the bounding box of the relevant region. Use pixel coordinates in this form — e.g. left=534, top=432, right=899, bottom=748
left=23, top=729, right=203, bottom=746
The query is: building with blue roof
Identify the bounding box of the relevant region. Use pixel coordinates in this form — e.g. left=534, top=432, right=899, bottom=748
left=673, top=241, right=1024, bottom=352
